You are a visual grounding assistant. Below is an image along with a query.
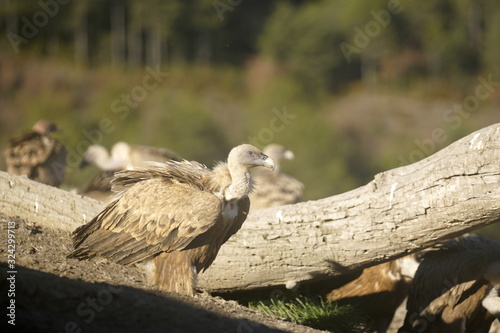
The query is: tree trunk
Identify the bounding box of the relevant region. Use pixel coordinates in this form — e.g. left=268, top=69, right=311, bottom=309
left=111, top=0, right=126, bottom=67
left=198, top=123, right=500, bottom=292
left=1, top=124, right=499, bottom=293
left=74, top=6, right=89, bottom=67
left=127, top=2, right=143, bottom=68
left=0, top=175, right=102, bottom=233
left=146, top=9, right=161, bottom=67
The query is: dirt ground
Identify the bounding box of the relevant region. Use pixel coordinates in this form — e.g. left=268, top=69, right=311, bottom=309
left=0, top=215, right=329, bottom=333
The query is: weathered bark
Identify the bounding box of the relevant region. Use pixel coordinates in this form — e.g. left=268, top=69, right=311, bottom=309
left=1, top=124, right=500, bottom=293
left=199, top=123, right=500, bottom=291
left=0, top=175, right=102, bottom=233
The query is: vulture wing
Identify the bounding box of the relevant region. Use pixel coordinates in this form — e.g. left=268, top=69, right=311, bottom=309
left=406, top=247, right=488, bottom=322
left=78, top=170, right=116, bottom=202
left=79, top=170, right=115, bottom=194
left=130, top=144, right=183, bottom=164
left=4, top=133, right=55, bottom=175
left=70, top=163, right=224, bottom=265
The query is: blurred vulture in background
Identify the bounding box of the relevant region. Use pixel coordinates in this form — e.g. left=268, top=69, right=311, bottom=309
left=248, top=144, right=303, bottom=210
left=80, top=141, right=182, bottom=171
left=77, top=170, right=116, bottom=203
left=78, top=141, right=182, bottom=202
left=69, top=144, right=275, bottom=296
left=325, top=254, right=420, bottom=333
left=3, top=120, right=67, bottom=187
left=399, top=234, right=500, bottom=333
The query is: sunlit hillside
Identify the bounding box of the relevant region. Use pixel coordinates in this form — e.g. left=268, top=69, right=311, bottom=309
left=1, top=56, right=499, bottom=202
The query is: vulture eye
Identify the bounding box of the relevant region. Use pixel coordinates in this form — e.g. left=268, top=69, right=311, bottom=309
left=247, top=151, right=257, bottom=158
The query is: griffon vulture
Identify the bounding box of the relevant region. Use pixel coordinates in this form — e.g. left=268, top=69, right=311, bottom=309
left=80, top=141, right=182, bottom=171
left=114, top=141, right=183, bottom=168
left=69, top=144, right=275, bottom=296
left=3, top=120, right=67, bottom=187
left=248, top=144, right=303, bottom=210
left=325, top=254, right=419, bottom=333
left=80, top=144, right=124, bottom=171
left=77, top=170, right=116, bottom=203
left=79, top=142, right=182, bottom=202
left=398, top=234, right=500, bottom=333
left=77, top=144, right=127, bottom=202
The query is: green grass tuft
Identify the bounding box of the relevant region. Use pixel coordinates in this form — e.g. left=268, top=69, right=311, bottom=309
left=248, top=295, right=374, bottom=332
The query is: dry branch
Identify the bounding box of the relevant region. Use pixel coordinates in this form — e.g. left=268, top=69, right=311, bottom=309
left=1, top=123, right=500, bottom=293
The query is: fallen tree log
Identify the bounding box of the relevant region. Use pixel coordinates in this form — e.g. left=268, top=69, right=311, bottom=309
left=0, top=174, right=102, bottom=232
left=1, top=123, right=500, bottom=293
left=200, top=123, right=500, bottom=291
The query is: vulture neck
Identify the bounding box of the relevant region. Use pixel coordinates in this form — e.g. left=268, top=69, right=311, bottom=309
left=95, top=154, right=125, bottom=171
left=224, top=163, right=252, bottom=201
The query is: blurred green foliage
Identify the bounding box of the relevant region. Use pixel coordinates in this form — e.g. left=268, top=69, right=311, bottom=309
left=0, top=0, right=499, bottom=210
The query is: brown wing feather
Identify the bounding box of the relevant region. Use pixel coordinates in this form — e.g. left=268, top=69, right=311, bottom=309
left=4, top=133, right=55, bottom=174
left=129, top=144, right=183, bottom=164
left=79, top=171, right=115, bottom=193
left=33, top=144, right=67, bottom=186
left=407, top=250, right=487, bottom=313
left=4, top=132, right=66, bottom=186
left=69, top=162, right=223, bottom=265
left=402, top=236, right=496, bottom=331
left=184, top=197, right=250, bottom=272
left=78, top=171, right=115, bottom=202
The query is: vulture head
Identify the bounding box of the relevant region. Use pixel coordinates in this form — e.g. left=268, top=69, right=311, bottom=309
left=390, top=254, right=420, bottom=282
left=225, top=144, right=275, bottom=200
left=80, top=144, right=126, bottom=171
left=228, top=144, right=275, bottom=170
left=32, top=120, right=60, bottom=135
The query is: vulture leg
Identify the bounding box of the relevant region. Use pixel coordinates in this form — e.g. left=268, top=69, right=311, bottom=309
left=146, top=252, right=197, bottom=296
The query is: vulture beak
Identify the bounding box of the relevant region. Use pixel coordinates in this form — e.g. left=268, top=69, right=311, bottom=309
left=49, top=123, right=62, bottom=133
left=79, top=159, right=90, bottom=169
left=260, top=153, right=275, bottom=171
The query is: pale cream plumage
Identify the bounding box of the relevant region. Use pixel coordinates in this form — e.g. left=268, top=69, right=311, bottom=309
left=79, top=141, right=182, bottom=202
left=81, top=141, right=182, bottom=171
